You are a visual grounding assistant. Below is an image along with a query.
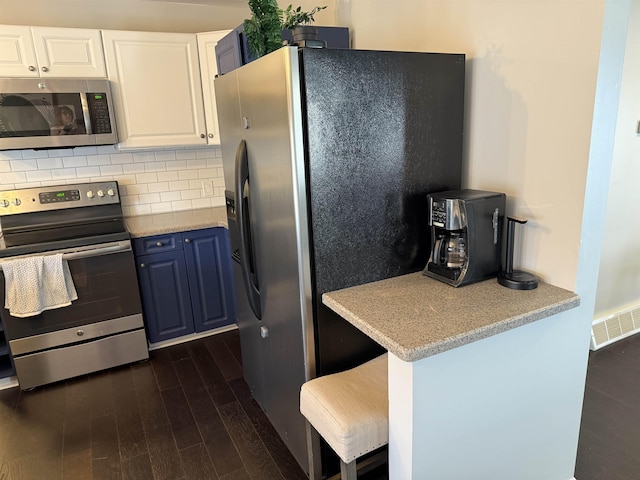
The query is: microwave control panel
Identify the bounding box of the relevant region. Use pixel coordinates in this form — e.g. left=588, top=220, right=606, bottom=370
left=87, top=93, right=113, bottom=134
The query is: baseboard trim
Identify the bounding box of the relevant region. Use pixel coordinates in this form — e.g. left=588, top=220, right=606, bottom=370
left=148, top=324, right=238, bottom=351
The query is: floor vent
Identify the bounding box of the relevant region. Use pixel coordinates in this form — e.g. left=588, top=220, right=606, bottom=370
left=591, top=305, right=640, bottom=350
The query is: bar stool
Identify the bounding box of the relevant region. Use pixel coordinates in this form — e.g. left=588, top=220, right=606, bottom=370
left=300, top=353, right=389, bottom=480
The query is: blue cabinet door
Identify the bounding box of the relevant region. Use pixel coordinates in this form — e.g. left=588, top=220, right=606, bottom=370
left=183, top=228, right=236, bottom=331
left=136, top=250, right=195, bottom=343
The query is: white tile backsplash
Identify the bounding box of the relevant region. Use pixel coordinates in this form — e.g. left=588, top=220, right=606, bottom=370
left=136, top=172, right=159, bottom=184
left=10, top=159, right=38, bottom=171
left=110, top=153, right=135, bottom=165
left=160, top=191, right=181, bottom=202
left=76, top=166, right=101, bottom=178
left=2, top=172, right=27, bottom=183
left=62, top=156, right=88, bottom=168
left=133, top=152, right=156, bottom=163
left=157, top=171, right=179, bottom=182
left=100, top=164, right=124, bottom=176
left=21, top=150, right=50, bottom=159
left=123, top=163, right=146, bottom=175
left=0, top=145, right=226, bottom=216
left=148, top=182, right=170, bottom=194
left=26, top=170, right=53, bottom=182
left=178, top=170, right=199, bottom=181
left=38, top=157, right=64, bottom=169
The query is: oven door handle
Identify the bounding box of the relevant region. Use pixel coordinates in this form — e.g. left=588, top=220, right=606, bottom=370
left=62, top=242, right=131, bottom=260
left=0, top=241, right=132, bottom=270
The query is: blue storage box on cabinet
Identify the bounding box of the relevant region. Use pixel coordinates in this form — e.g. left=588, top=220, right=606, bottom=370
left=215, top=25, right=350, bottom=75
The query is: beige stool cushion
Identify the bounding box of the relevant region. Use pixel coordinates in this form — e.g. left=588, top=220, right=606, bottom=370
left=300, top=353, right=388, bottom=464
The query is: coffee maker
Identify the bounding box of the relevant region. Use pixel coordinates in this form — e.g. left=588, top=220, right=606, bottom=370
left=423, top=189, right=505, bottom=287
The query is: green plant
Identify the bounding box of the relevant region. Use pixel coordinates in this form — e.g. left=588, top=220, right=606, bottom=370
left=243, top=1, right=327, bottom=58
left=244, top=0, right=283, bottom=58
left=279, top=4, right=327, bottom=29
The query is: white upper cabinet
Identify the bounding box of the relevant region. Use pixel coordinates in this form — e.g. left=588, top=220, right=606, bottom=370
left=197, top=30, right=230, bottom=146
left=0, top=25, right=106, bottom=78
left=102, top=29, right=207, bottom=149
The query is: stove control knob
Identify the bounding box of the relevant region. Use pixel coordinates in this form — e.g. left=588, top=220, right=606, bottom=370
left=86, top=190, right=95, bottom=199
left=12, top=198, right=21, bottom=206
left=97, top=190, right=105, bottom=198
left=107, top=188, right=116, bottom=197
left=0, top=199, right=9, bottom=208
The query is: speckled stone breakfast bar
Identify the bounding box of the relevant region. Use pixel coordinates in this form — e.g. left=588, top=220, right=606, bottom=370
left=125, top=206, right=227, bottom=238
left=323, top=272, right=580, bottom=362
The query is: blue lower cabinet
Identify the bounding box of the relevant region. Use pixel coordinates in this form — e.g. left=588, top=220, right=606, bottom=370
left=136, top=249, right=195, bottom=343
left=134, top=228, right=236, bottom=344
left=183, top=229, right=236, bottom=332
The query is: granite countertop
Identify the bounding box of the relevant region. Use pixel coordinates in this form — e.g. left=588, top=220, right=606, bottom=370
left=322, top=272, right=580, bottom=362
left=125, top=206, right=228, bottom=238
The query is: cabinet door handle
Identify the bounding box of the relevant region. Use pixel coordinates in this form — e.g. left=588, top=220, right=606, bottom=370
left=208, top=133, right=214, bottom=138
left=41, top=66, right=49, bottom=72
left=140, top=263, right=145, bottom=268
left=28, top=65, right=36, bottom=71
left=156, top=242, right=163, bottom=247
left=184, top=238, right=191, bottom=243
left=200, top=134, right=205, bottom=138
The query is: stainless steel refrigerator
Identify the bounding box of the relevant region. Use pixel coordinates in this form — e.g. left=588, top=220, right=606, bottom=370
left=215, top=46, right=465, bottom=478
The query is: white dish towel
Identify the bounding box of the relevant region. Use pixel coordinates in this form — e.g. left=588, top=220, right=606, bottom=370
left=2, top=254, right=78, bottom=318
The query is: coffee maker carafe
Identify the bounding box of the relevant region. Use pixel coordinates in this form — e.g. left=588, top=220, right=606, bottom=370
left=423, top=189, right=505, bottom=287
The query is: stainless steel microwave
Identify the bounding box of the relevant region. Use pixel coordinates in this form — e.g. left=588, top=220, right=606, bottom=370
left=0, top=78, right=117, bottom=150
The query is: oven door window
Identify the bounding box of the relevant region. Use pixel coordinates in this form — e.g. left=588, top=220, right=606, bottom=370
left=0, top=92, right=86, bottom=138
left=0, top=251, right=141, bottom=340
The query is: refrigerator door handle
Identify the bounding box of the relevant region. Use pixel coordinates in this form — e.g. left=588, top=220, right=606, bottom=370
left=235, top=139, right=263, bottom=320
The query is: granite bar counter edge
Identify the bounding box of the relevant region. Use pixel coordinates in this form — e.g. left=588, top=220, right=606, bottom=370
left=125, top=206, right=228, bottom=238
left=322, top=272, right=580, bottom=362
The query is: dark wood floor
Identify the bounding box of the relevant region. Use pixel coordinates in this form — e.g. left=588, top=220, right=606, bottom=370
left=575, top=332, right=640, bottom=480
left=0, top=330, right=310, bottom=480
left=0, top=328, right=637, bottom=480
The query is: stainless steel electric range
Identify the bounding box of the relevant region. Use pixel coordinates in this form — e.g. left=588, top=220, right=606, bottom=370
left=0, top=181, right=148, bottom=390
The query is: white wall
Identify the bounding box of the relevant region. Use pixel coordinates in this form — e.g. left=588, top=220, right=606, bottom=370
left=594, top=2, right=640, bottom=318
left=336, top=0, right=606, bottom=292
